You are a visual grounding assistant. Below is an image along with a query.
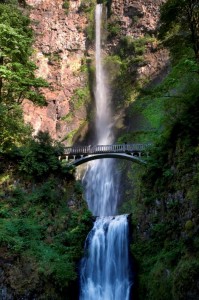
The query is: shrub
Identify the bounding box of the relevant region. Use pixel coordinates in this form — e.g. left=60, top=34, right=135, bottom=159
left=18, top=131, right=63, bottom=179
left=148, top=262, right=173, bottom=300
left=107, top=20, right=121, bottom=38
left=62, top=0, right=70, bottom=13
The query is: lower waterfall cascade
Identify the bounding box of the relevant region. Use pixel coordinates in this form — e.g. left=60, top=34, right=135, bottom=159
left=80, top=4, right=133, bottom=300
left=80, top=215, right=133, bottom=300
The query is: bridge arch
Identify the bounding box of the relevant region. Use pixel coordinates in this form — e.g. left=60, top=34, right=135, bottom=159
left=60, top=143, right=151, bottom=166
left=66, top=153, right=146, bottom=167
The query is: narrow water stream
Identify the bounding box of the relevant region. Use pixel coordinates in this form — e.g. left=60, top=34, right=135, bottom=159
left=80, top=4, right=133, bottom=299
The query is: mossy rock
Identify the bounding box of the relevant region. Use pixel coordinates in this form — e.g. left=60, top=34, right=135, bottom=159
left=147, top=262, right=173, bottom=300
left=185, top=220, right=194, bottom=231
left=172, top=258, right=199, bottom=300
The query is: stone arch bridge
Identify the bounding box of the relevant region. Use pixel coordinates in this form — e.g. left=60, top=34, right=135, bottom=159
left=60, top=143, right=151, bottom=166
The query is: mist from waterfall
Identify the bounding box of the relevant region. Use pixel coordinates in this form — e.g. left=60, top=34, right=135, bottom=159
left=80, top=4, right=133, bottom=300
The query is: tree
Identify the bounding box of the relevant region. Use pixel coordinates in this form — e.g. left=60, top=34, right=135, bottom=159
left=0, top=3, right=49, bottom=152
left=0, top=103, right=32, bottom=152
left=0, top=3, right=48, bottom=108
left=18, top=131, right=64, bottom=179
left=159, top=0, right=199, bottom=62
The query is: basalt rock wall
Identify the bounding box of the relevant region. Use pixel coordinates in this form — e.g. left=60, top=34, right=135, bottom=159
left=23, top=0, right=168, bottom=142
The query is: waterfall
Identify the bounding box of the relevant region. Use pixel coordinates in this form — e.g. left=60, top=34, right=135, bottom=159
left=80, top=4, right=133, bottom=300
left=80, top=216, right=132, bottom=300
left=83, top=4, right=120, bottom=217
left=95, top=3, right=112, bottom=144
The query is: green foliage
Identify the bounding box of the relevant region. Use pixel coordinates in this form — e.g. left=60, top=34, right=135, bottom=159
left=118, top=35, right=155, bottom=61
left=62, top=0, right=70, bottom=14
left=79, top=0, right=96, bottom=42
left=45, top=52, right=61, bottom=65
left=0, top=4, right=48, bottom=106
left=104, top=35, right=156, bottom=109
left=104, top=55, right=125, bottom=82
left=131, top=233, right=190, bottom=300
left=129, top=44, right=199, bottom=136
left=129, top=69, right=199, bottom=300
left=119, top=36, right=147, bottom=58
left=184, top=220, right=194, bottom=231
left=172, top=258, right=199, bottom=300
left=70, top=86, right=90, bottom=110
left=0, top=217, right=42, bottom=252
left=103, top=53, right=132, bottom=107
left=18, top=131, right=64, bottom=179
left=142, top=97, right=164, bottom=128
left=123, top=72, right=199, bottom=300
left=159, top=0, right=199, bottom=61
left=0, top=177, right=92, bottom=294
left=0, top=3, right=49, bottom=154
left=85, top=24, right=95, bottom=43
left=107, top=18, right=121, bottom=38
left=117, top=2, right=199, bottom=300
left=63, top=128, right=79, bottom=144
left=79, top=0, right=95, bottom=14
left=148, top=262, right=173, bottom=300
left=0, top=103, right=32, bottom=152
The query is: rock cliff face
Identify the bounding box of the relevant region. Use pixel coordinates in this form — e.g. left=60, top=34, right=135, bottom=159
left=109, top=0, right=168, bottom=83
left=23, top=0, right=168, bottom=142
left=24, top=0, right=88, bottom=141
left=112, top=0, right=164, bottom=34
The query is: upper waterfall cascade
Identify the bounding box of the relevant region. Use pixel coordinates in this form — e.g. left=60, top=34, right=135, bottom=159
left=82, top=4, right=119, bottom=217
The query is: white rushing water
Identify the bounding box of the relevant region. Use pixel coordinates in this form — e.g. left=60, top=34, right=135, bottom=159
left=80, top=215, right=132, bottom=300
left=80, top=4, right=133, bottom=300
left=94, top=3, right=112, bottom=144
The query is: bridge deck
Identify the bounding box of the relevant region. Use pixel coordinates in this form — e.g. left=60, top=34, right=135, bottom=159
left=64, top=143, right=151, bottom=156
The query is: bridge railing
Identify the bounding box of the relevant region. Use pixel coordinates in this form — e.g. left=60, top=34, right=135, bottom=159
left=64, top=143, right=152, bottom=155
